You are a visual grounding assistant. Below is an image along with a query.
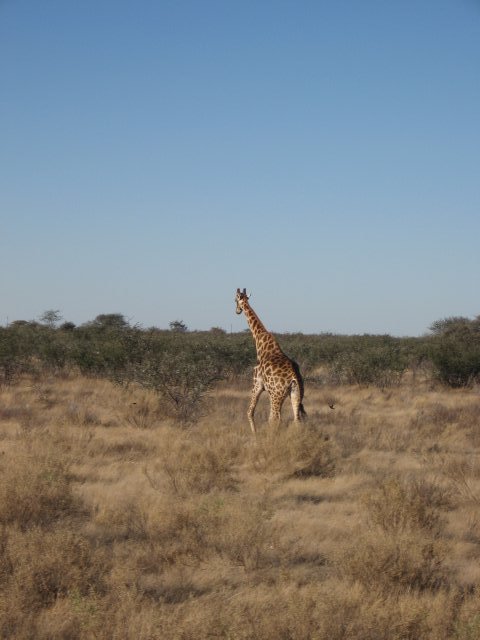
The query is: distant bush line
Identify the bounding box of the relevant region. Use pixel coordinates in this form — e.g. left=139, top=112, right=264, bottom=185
left=1, top=312, right=479, bottom=420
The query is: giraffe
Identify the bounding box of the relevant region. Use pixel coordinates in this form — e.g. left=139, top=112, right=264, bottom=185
left=235, top=288, right=306, bottom=432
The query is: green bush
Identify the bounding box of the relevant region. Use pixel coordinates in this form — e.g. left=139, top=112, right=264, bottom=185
left=329, top=337, right=408, bottom=387
left=133, top=338, right=227, bottom=424
left=70, top=317, right=143, bottom=381
left=429, top=316, right=480, bottom=387
left=0, top=323, right=42, bottom=383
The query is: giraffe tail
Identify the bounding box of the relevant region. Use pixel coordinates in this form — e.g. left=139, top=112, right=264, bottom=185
left=299, top=402, right=307, bottom=419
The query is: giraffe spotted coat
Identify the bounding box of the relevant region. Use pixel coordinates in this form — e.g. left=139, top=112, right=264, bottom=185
left=235, top=288, right=306, bottom=432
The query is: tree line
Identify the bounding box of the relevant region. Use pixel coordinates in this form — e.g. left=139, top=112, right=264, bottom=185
left=1, top=311, right=479, bottom=422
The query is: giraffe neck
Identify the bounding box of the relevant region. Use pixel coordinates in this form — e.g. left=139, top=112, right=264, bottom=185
left=243, top=302, right=282, bottom=361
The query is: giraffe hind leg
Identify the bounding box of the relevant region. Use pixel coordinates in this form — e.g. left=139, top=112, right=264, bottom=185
left=290, top=380, right=306, bottom=422
left=268, top=392, right=286, bottom=427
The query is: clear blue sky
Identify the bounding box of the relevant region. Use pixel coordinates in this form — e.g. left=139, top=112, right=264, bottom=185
left=1, top=1, right=479, bottom=335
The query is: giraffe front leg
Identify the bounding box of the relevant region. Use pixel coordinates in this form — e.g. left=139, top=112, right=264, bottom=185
left=247, top=365, right=264, bottom=433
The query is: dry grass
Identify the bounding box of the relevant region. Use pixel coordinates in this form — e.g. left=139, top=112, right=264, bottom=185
left=1, top=374, right=480, bottom=638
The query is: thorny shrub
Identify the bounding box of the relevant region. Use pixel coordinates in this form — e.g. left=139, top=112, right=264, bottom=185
left=251, top=422, right=336, bottom=478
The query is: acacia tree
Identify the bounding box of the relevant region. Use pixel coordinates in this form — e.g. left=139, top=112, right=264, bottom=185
left=91, top=314, right=130, bottom=330
left=429, top=317, right=470, bottom=336
left=169, top=320, right=188, bottom=333
left=39, top=309, right=62, bottom=328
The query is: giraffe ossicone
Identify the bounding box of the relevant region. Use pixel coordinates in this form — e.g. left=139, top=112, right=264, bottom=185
left=235, top=288, right=306, bottom=432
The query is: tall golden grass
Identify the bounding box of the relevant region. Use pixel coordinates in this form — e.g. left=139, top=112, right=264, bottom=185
left=1, top=374, right=480, bottom=638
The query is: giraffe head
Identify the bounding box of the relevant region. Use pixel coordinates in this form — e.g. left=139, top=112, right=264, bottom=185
left=235, top=288, right=249, bottom=315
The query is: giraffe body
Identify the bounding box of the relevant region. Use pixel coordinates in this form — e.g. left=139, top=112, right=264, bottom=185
left=235, top=288, right=306, bottom=432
